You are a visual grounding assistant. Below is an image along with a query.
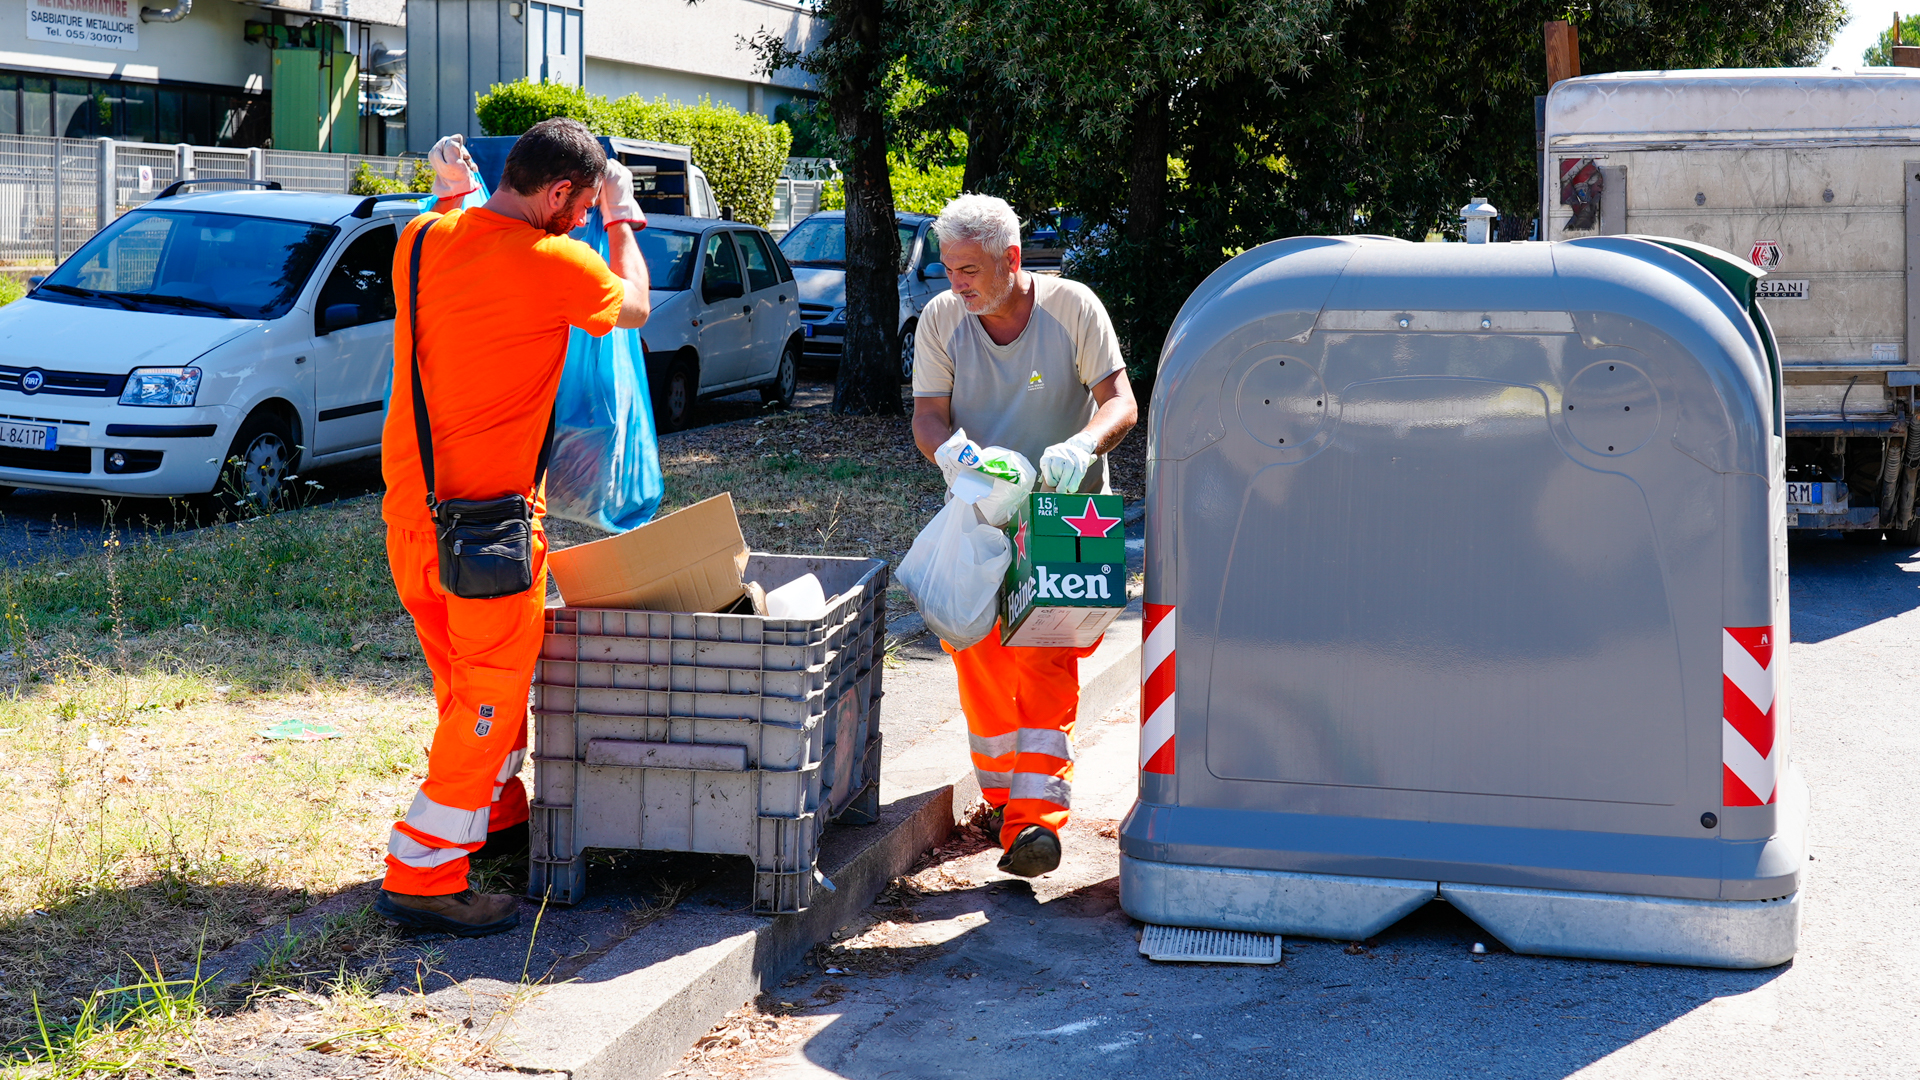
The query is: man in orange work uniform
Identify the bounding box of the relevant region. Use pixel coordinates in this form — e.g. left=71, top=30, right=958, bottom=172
left=910, top=194, right=1138, bottom=877
left=375, top=119, right=652, bottom=936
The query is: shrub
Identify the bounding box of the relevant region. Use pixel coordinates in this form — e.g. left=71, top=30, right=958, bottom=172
left=474, top=81, right=790, bottom=226
left=349, top=160, right=432, bottom=196
left=0, top=275, right=22, bottom=307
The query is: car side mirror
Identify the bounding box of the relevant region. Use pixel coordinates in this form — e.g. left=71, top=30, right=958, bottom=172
left=26, top=276, right=44, bottom=289
left=704, top=279, right=744, bottom=303
left=320, top=303, right=361, bottom=334
left=920, top=263, right=947, bottom=280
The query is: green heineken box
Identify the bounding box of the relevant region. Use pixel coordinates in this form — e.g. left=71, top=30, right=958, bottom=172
left=1001, top=492, right=1127, bottom=647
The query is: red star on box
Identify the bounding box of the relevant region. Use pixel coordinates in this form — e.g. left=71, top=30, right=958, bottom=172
left=1015, top=519, right=1029, bottom=559
left=1061, top=500, right=1120, bottom=538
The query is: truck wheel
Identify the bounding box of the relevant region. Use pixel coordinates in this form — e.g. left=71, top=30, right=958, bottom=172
left=216, top=409, right=295, bottom=511
left=761, top=340, right=798, bottom=408
left=653, top=355, right=696, bottom=433
left=1889, top=521, right=1920, bottom=547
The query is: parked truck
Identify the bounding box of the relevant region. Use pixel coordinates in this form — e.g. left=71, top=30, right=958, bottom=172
left=1542, top=68, right=1920, bottom=541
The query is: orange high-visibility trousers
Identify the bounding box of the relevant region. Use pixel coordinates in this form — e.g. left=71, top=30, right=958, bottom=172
left=382, top=524, right=547, bottom=896
left=945, top=625, right=1100, bottom=849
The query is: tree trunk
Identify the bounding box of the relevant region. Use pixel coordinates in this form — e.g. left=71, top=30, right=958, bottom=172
left=1124, top=91, right=1169, bottom=246
left=962, top=97, right=1010, bottom=195
left=829, top=0, right=903, bottom=416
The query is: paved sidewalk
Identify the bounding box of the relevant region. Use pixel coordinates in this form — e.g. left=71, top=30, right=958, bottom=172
left=666, top=536, right=1920, bottom=1080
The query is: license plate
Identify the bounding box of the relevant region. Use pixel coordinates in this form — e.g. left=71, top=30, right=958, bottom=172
left=0, top=420, right=57, bottom=451
left=1786, top=481, right=1816, bottom=504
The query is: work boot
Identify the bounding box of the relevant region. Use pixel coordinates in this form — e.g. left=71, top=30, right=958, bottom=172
left=375, top=889, right=520, bottom=937
left=473, top=821, right=529, bottom=864
left=997, top=825, right=1062, bottom=878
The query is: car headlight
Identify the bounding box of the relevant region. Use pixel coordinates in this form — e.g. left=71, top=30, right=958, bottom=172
left=119, top=367, right=202, bottom=407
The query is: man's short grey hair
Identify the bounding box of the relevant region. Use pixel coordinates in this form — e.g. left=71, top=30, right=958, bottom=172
left=934, top=194, right=1021, bottom=256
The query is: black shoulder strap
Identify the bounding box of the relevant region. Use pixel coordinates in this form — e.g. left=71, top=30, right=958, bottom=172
left=407, top=215, right=557, bottom=512
left=407, top=217, right=439, bottom=509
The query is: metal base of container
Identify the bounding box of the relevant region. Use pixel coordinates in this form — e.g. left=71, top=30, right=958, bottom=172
left=1120, top=856, right=1800, bottom=969
left=1120, top=856, right=1435, bottom=940
left=1441, top=882, right=1798, bottom=969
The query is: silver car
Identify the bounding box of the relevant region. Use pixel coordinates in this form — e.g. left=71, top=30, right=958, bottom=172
left=778, top=211, right=946, bottom=380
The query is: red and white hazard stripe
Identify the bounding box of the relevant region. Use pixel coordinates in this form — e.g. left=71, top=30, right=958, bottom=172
left=1141, top=603, right=1176, bottom=774
left=1723, top=625, right=1777, bottom=806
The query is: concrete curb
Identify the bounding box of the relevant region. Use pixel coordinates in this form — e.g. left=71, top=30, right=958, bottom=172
left=495, top=600, right=1145, bottom=1079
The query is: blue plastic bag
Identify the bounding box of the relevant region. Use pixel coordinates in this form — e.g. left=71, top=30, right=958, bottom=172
left=542, top=210, right=663, bottom=532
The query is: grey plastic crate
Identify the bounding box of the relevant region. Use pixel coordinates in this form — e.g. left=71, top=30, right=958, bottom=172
left=530, top=554, right=887, bottom=913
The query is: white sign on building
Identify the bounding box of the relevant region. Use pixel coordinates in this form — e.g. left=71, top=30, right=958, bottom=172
left=26, top=0, right=139, bottom=52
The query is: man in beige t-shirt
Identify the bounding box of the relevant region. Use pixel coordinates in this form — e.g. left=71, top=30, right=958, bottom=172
left=911, top=194, right=1138, bottom=878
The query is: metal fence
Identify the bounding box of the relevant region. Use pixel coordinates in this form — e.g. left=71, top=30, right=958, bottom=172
left=0, top=135, right=415, bottom=266
left=770, top=178, right=825, bottom=237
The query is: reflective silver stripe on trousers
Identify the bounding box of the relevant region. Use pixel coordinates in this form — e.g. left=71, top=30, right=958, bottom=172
left=402, top=789, right=491, bottom=845
left=971, top=729, right=1073, bottom=760
left=969, top=731, right=1019, bottom=758
left=1016, top=728, right=1074, bottom=760
left=1010, top=772, right=1072, bottom=807
left=387, top=827, right=473, bottom=869
left=492, top=748, right=527, bottom=801
left=974, top=769, right=1014, bottom=790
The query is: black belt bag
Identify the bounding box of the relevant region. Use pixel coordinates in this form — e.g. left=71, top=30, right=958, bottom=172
left=407, top=217, right=555, bottom=601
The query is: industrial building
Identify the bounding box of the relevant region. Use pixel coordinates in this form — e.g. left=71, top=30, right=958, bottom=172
left=0, top=0, right=817, bottom=155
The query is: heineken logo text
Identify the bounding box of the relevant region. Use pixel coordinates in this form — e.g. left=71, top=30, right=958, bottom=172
left=1038, top=566, right=1111, bottom=599
left=1011, top=565, right=1115, bottom=617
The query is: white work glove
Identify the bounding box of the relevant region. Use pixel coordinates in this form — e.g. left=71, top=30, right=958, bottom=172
left=428, top=134, right=478, bottom=200
left=599, top=162, right=647, bottom=229
left=1039, top=432, right=1099, bottom=493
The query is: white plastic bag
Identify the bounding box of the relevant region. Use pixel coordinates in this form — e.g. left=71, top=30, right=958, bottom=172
left=933, top=428, right=1035, bottom=526
left=896, top=497, right=1011, bottom=650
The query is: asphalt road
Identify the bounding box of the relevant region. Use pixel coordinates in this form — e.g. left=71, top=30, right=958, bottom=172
left=0, top=375, right=837, bottom=566
left=693, top=534, right=1920, bottom=1080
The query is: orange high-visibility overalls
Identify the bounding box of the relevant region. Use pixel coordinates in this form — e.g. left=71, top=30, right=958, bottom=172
left=379, top=207, right=624, bottom=896
left=946, top=630, right=1100, bottom=848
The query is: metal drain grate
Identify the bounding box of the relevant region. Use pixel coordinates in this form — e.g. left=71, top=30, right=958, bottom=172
left=1139, top=924, right=1282, bottom=964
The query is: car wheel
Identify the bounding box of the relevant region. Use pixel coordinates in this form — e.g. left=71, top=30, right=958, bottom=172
left=653, top=355, right=696, bottom=433
left=899, top=320, right=917, bottom=383
left=761, top=340, right=799, bottom=408
left=215, top=409, right=296, bottom=511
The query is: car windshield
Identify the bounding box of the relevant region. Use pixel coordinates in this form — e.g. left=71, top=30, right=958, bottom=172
left=779, top=218, right=920, bottom=272
left=639, top=228, right=700, bottom=290
left=39, top=209, right=338, bottom=320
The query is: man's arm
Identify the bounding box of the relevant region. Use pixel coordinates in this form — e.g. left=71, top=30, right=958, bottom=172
left=912, top=395, right=955, bottom=462
left=1080, top=369, right=1138, bottom=453
left=606, top=222, right=651, bottom=329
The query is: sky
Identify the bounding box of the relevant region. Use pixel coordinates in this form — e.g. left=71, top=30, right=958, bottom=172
left=1821, top=1, right=1904, bottom=68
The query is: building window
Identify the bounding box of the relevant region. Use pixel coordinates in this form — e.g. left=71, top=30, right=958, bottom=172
left=0, top=70, right=267, bottom=146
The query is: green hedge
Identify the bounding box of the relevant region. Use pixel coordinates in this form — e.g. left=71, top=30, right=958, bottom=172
left=474, top=81, right=792, bottom=227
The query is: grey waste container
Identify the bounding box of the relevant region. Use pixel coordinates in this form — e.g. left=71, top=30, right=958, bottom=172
left=1121, top=235, right=1803, bottom=969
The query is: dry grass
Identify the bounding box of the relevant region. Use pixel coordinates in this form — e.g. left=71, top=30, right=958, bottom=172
left=0, top=406, right=1148, bottom=1071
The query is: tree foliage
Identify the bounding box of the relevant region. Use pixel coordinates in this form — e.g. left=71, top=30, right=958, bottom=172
left=474, top=81, right=792, bottom=226
left=903, top=0, right=1845, bottom=376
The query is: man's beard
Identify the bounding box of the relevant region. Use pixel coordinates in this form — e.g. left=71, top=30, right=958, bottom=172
left=962, top=271, right=1014, bottom=315
left=543, top=192, right=593, bottom=235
